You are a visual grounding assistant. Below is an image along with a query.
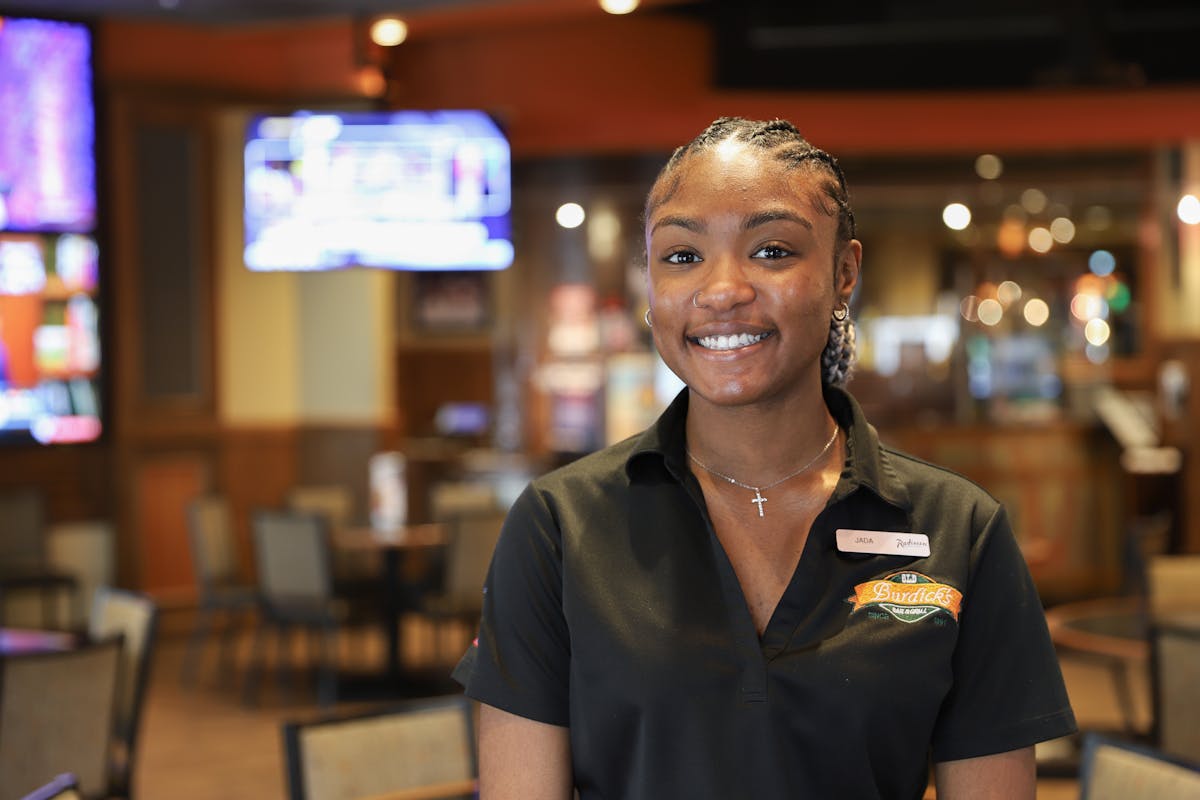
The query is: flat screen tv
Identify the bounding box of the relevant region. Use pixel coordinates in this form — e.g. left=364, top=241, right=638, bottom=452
left=244, top=109, right=513, bottom=272
left=0, top=15, right=102, bottom=446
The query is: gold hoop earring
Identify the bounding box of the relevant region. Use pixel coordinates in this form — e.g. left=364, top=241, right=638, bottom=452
left=644, top=308, right=653, bottom=328
left=832, top=302, right=849, bottom=321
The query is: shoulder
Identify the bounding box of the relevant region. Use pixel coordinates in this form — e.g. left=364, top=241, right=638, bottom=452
left=879, top=442, right=1003, bottom=527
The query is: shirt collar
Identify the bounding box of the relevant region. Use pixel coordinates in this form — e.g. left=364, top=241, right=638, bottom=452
left=626, top=385, right=912, bottom=513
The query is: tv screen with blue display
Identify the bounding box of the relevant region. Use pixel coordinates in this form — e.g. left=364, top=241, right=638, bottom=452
left=0, top=15, right=102, bottom=446
left=243, top=109, right=513, bottom=272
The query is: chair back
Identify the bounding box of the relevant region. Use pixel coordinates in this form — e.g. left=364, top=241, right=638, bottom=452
left=286, top=485, right=354, bottom=530
left=0, top=638, right=121, bottom=800
left=1079, top=732, right=1200, bottom=799
left=187, top=495, right=241, bottom=588
left=88, top=587, right=158, bottom=792
left=443, top=512, right=506, bottom=608
left=1154, top=622, right=1200, bottom=763
left=0, top=488, right=46, bottom=568
left=282, top=694, right=476, bottom=800
left=252, top=509, right=334, bottom=608
left=1147, top=554, right=1200, bottom=616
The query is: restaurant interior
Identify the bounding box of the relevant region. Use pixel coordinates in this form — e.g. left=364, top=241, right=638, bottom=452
left=1, top=0, right=1200, bottom=797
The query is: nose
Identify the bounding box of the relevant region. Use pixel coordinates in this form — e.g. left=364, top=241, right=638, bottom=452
left=696, top=254, right=755, bottom=312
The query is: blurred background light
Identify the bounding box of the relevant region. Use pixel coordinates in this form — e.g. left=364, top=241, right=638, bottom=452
left=974, top=154, right=1003, bottom=180
left=1179, top=193, right=1200, bottom=225
left=977, top=298, right=1003, bottom=326
left=1050, top=216, right=1076, bottom=243
left=556, top=202, right=586, bottom=228
left=997, top=280, right=1022, bottom=307
left=600, top=0, right=640, bottom=13
left=370, top=17, right=408, bottom=46
left=1084, top=318, right=1111, bottom=346
left=1028, top=226, right=1053, bottom=253
left=1023, top=297, right=1050, bottom=326
left=942, top=202, right=972, bottom=230
left=1088, top=249, right=1116, bottom=276
left=1021, top=188, right=1047, bottom=214
left=1084, top=205, right=1113, bottom=231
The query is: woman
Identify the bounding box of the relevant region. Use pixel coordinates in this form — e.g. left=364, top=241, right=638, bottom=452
left=454, top=117, right=1076, bottom=799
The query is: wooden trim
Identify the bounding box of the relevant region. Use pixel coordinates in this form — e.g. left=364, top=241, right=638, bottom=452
left=361, top=779, right=478, bottom=800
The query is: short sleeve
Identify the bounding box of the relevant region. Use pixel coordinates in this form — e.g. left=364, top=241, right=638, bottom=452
left=931, top=505, right=1077, bottom=761
left=452, top=483, right=571, bottom=727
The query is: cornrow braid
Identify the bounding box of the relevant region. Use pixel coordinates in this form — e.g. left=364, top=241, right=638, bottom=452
left=646, top=116, right=860, bottom=386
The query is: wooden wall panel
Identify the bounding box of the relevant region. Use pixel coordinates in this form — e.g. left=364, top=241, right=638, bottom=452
left=218, top=427, right=298, bottom=578
left=131, top=453, right=210, bottom=598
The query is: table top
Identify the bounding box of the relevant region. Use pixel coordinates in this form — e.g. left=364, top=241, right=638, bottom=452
left=0, top=627, right=77, bottom=655
left=1045, top=596, right=1200, bottom=661
left=334, top=522, right=448, bottom=552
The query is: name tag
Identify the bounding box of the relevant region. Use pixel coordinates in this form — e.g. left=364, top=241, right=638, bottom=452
left=836, top=529, right=930, bottom=557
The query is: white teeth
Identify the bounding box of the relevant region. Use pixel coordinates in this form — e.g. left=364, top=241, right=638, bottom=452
left=696, top=332, right=767, bottom=351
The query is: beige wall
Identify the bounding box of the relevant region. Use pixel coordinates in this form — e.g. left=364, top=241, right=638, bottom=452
left=215, top=109, right=395, bottom=426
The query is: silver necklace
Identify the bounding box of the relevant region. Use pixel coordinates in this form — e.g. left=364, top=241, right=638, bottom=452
left=687, top=424, right=839, bottom=518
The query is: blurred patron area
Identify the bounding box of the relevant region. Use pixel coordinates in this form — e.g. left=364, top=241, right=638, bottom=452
left=2, top=0, right=1200, bottom=767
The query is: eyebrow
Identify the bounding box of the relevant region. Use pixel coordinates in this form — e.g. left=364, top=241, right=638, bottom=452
left=744, top=209, right=813, bottom=231
left=650, top=214, right=705, bottom=234
left=650, top=209, right=814, bottom=236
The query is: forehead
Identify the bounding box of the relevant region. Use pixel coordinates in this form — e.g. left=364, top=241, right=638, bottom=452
left=650, top=142, right=829, bottom=224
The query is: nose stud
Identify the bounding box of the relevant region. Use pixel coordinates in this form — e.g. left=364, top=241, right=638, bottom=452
left=693, top=291, right=704, bottom=308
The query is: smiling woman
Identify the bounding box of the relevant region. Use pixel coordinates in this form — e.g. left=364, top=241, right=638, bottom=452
left=453, top=117, right=1078, bottom=800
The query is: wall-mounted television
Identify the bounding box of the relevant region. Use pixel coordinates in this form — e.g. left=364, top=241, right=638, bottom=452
left=0, top=15, right=102, bottom=446
left=243, top=109, right=513, bottom=272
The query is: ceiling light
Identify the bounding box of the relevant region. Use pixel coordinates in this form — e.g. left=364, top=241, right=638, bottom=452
left=370, top=17, right=408, bottom=47
left=600, top=0, right=639, bottom=14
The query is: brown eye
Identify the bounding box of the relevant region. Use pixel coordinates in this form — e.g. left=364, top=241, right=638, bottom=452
left=752, top=244, right=791, bottom=260
left=665, top=250, right=702, bottom=265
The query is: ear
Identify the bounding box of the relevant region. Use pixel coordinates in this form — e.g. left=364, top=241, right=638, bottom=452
left=834, top=239, right=862, bottom=305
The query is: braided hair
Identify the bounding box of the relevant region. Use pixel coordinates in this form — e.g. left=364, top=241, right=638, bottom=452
left=645, top=117, right=858, bottom=386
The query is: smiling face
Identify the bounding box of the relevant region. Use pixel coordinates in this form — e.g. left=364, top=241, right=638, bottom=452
left=645, top=139, right=861, bottom=412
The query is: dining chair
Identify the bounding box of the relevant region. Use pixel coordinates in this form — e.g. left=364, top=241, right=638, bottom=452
left=0, top=637, right=122, bottom=800
left=89, top=587, right=159, bottom=799
left=182, top=494, right=258, bottom=687
left=281, top=694, right=477, bottom=800
left=1078, top=731, right=1200, bottom=799
left=287, top=484, right=381, bottom=608
left=419, top=510, right=506, bottom=660
left=1152, top=617, right=1200, bottom=764
left=244, top=508, right=344, bottom=707
left=0, top=488, right=79, bottom=629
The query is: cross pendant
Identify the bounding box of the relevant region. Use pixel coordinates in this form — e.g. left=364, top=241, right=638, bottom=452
left=750, top=489, right=767, bottom=517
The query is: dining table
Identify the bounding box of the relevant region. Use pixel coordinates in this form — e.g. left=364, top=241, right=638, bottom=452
left=333, top=522, right=449, bottom=695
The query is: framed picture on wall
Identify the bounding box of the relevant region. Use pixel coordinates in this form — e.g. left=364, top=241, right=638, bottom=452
left=413, top=271, right=491, bottom=333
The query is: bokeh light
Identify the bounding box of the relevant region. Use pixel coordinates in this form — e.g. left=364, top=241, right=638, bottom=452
left=1088, top=249, right=1116, bottom=276
left=600, top=0, right=640, bottom=13
left=1179, top=194, right=1200, bottom=225
left=556, top=202, right=586, bottom=228
left=1021, top=188, right=1048, bottom=214
left=1023, top=298, right=1050, bottom=326
left=1084, top=318, right=1111, bottom=346
left=975, top=154, right=1003, bottom=180
left=370, top=17, right=408, bottom=46
left=997, top=280, right=1022, bottom=307
left=977, top=298, right=1003, bottom=326
left=960, top=295, right=981, bottom=322
left=1028, top=226, right=1053, bottom=253
left=1050, top=216, right=1076, bottom=243
left=942, top=202, right=972, bottom=230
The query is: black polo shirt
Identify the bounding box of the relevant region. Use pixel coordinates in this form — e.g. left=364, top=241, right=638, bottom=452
left=454, top=387, right=1077, bottom=799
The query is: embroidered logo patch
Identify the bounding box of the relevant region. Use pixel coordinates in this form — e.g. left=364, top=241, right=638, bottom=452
left=848, top=571, right=963, bottom=624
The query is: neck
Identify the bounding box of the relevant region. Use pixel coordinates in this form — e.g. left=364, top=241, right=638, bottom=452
left=685, top=387, right=836, bottom=481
